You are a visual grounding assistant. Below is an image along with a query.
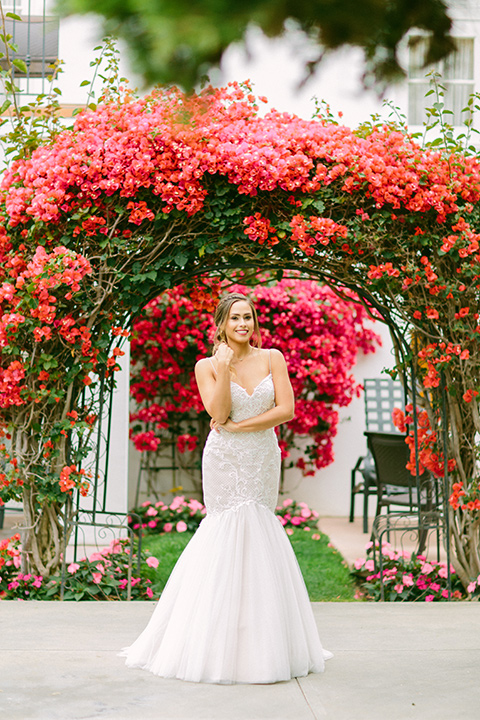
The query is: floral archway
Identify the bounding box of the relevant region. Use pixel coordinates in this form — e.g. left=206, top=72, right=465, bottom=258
left=1, top=81, right=480, bottom=589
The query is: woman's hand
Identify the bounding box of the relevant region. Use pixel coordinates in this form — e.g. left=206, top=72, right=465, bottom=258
left=210, top=417, right=239, bottom=433
left=214, top=342, right=234, bottom=368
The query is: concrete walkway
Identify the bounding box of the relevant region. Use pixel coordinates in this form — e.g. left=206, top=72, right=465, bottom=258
left=1, top=601, right=479, bottom=720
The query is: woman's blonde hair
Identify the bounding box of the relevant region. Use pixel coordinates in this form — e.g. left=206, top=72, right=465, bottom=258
left=212, top=292, right=261, bottom=352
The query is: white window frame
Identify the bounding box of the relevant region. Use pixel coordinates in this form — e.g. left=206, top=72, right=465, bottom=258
left=408, top=36, right=475, bottom=126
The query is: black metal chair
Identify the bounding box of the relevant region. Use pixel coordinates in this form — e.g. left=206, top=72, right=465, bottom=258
left=366, top=430, right=440, bottom=547
left=350, top=378, right=405, bottom=532
left=365, top=430, right=442, bottom=599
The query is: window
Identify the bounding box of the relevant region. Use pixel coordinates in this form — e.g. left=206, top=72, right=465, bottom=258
left=1, top=1, right=24, bottom=10
left=0, top=15, right=59, bottom=79
left=408, top=36, right=474, bottom=126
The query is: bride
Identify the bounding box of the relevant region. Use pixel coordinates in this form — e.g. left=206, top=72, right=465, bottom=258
left=121, top=292, right=332, bottom=683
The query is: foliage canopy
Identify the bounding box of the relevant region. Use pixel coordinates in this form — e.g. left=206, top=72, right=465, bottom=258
left=57, top=0, right=455, bottom=89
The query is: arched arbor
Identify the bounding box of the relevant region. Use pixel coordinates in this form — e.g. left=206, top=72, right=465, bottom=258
left=0, top=82, right=479, bottom=589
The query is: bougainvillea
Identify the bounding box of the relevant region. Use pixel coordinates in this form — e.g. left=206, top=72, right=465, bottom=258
left=130, top=277, right=379, bottom=486
left=0, top=74, right=480, bottom=587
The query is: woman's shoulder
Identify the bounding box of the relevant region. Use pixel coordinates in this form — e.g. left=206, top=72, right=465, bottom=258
left=195, top=356, right=215, bottom=375
left=257, top=347, right=286, bottom=371
left=263, top=347, right=285, bottom=362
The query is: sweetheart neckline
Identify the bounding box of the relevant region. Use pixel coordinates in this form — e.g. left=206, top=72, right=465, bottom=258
left=230, top=373, right=272, bottom=398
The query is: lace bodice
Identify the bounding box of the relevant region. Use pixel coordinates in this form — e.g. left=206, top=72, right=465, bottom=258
left=202, top=374, right=281, bottom=516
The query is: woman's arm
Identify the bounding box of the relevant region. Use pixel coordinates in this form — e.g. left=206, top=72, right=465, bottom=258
left=215, top=349, right=294, bottom=433
left=195, top=344, right=233, bottom=424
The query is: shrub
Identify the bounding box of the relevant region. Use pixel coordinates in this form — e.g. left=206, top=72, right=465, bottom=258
left=0, top=536, right=159, bottom=601
left=352, top=542, right=465, bottom=602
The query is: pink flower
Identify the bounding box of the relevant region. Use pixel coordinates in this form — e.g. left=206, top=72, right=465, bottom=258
left=91, top=572, right=102, bottom=584
left=394, top=584, right=404, bottom=594
left=402, top=573, right=414, bottom=587
left=67, top=562, right=80, bottom=574
left=300, top=508, right=311, bottom=518
left=364, top=559, right=374, bottom=571
left=286, top=528, right=294, bottom=535
left=441, top=589, right=449, bottom=599
left=429, top=582, right=440, bottom=592
left=303, top=526, right=311, bottom=531
left=282, top=498, right=293, bottom=507
left=353, top=558, right=365, bottom=570
left=146, top=507, right=158, bottom=516
left=146, top=587, right=154, bottom=599
left=420, top=562, right=434, bottom=574
left=311, top=533, right=320, bottom=540
left=89, top=552, right=104, bottom=562
left=148, top=520, right=157, bottom=529
left=146, top=556, right=159, bottom=568
left=425, top=594, right=434, bottom=602
left=32, top=576, right=43, bottom=589
left=163, top=523, right=173, bottom=533
left=291, top=516, right=302, bottom=526
left=467, top=581, right=477, bottom=594
left=176, top=521, right=187, bottom=533
left=278, top=516, right=287, bottom=525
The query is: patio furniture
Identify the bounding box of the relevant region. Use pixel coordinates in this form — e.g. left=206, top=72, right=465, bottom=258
left=365, top=430, right=442, bottom=599
left=350, top=377, right=404, bottom=532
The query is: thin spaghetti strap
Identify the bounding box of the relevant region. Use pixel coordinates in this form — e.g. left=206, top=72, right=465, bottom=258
left=268, top=349, right=271, bottom=374
left=208, top=357, right=217, bottom=374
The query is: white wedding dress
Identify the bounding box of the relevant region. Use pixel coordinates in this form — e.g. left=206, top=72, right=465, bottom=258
left=121, top=370, right=332, bottom=684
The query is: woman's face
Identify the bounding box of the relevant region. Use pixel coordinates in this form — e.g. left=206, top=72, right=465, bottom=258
left=223, top=300, right=255, bottom=345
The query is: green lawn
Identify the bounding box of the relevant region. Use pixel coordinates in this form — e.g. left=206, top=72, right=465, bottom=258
left=142, top=528, right=357, bottom=602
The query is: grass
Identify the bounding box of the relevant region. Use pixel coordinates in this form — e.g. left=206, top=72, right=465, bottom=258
left=142, top=528, right=357, bottom=602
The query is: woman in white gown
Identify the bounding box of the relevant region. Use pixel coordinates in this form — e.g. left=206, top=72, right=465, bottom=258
left=121, top=292, right=332, bottom=684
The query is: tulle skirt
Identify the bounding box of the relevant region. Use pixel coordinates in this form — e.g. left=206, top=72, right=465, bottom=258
left=120, top=502, right=332, bottom=684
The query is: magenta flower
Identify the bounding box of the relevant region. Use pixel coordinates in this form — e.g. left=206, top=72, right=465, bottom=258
left=163, top=523, right=173, bottom=533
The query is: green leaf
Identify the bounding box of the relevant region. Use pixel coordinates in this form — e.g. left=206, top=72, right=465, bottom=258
left=174, top=252, right=188, bottom=267
left=312, top=199, right=325, bottom=213
left=12, top=58, right=28, bottom=74
left=6, top=12, right=22, bottom=21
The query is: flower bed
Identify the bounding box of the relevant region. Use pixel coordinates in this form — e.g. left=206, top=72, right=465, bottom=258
left=129, top=496, right=321, bottom=536
left=0, top=535, right=159, bottom=601
left=352, top=542, right=465, bottom=601
left=128, top=496, right=207, bottom=535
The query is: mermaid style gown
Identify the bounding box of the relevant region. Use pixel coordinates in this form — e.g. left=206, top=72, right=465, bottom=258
left=121, top=372, right=332, bottom=684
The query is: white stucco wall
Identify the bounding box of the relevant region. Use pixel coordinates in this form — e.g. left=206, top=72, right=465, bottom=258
left=281, top=321, right=395, bottom=517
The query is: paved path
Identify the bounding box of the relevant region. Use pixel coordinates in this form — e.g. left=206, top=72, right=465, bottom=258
left=1, top=601, right=479, bottom=720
